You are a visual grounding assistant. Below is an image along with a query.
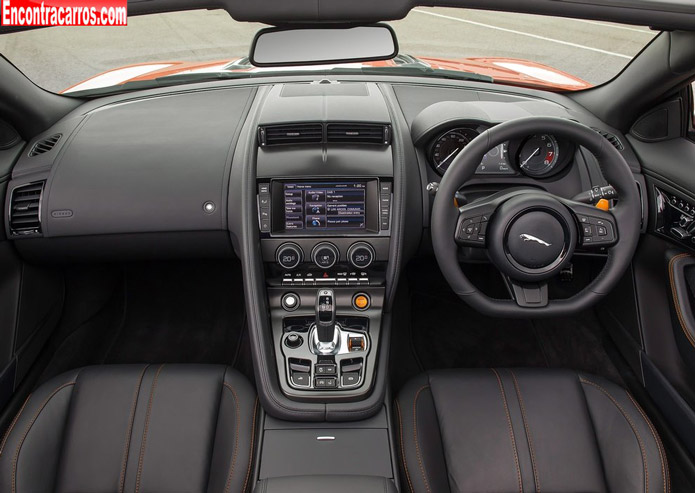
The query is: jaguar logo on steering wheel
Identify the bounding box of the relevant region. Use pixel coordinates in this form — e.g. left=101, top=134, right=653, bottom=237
left=519, top=233, right=552, bottom=247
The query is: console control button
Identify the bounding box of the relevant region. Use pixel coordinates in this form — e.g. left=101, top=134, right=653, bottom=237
left=348, top=336, right=366, bottom=352
left=315, top=363, right=337, bottom=375
left=342, top=373, right=360, bottom=387
left=281, top=293, right=300, bottom=311
left=284, top=333, right=303, bottom=349
left=352, top=293, right=370, bottom=311
left=291, top=372, right=310, bottom=387
left=311, top=242, right=339, bottom=269
left=276, top=243, right=303, bottom=270
left=347, top=242, right=376, bottom=269
left=315, top=377, right=338, bottom=389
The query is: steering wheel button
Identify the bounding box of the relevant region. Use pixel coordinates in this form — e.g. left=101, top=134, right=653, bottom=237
left=597, top=226, right=607, bottom=236
left=583, top=225, right=592, bottom=235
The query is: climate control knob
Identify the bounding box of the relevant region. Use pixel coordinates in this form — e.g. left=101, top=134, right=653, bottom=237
left=347, top=242, right=376, bottom=269
left=276, top=243, right=303, bottom=270
left=311, top=242, right=339, bottom=269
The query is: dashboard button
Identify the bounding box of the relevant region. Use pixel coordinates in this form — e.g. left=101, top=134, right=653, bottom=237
left=281, top=293, right=300, bottom=311
left=311, top=242, right=339, bottom=269
left=353, top=293, right=370, bottom=310
left=276, top=243, right=303, bottom=270
left=291, top=372, right=310, bottom=387
left=347, top=242, right=376, bottom=269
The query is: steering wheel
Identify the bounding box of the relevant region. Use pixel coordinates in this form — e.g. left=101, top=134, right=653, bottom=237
left=431, top=116, right=641, bottom=318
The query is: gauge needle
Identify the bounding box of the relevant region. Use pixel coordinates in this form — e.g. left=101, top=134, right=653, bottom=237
left=520, top=147, right=540, bottom=167
left=437, top=148, right=460, bottom=169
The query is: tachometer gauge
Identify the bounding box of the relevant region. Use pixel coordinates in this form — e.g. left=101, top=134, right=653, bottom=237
left=518, top=134, right=560, bottom=177
left=430, top=128, right=479, bottom=175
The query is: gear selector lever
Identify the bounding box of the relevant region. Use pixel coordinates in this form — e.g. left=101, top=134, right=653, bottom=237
left=313, top=289, right=339, bottom=354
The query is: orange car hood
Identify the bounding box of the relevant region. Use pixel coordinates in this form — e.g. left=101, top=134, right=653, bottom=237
left=62, top=56, right=591, bottom=94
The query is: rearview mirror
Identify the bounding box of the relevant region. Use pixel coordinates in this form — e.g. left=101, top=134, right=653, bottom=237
left=249, top=24, right=398, bottom=67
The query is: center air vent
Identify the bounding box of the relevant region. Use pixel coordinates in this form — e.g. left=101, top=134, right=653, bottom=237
left=9, top=181, right=44, bottom=236
left=327, top=123, right=391, bottom=145
left=259, top=124, right=323, bottom=146
left=592, top=128, right=624, bottom=151
left=28, top=134, right=61, bottom=157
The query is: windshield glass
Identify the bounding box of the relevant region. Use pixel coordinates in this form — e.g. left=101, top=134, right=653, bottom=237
left=0, top=7, right=657, bottom=96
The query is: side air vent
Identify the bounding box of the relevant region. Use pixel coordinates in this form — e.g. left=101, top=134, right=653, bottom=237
left=259, top=124, right=323, bottom=146
left=9, top=181, right=44, bottom=236
left=28, top=134, right=62, bottom=157
left=326, top=123, right=391, bottom=145
left=592, top=128, right=624, bottom=151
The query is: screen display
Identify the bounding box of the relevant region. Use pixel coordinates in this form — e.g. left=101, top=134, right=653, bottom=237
left=283, top=182, right=367, bottom=231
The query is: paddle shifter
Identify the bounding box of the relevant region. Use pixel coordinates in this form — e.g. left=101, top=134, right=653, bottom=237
left=314, top=289, right=339, bottom=354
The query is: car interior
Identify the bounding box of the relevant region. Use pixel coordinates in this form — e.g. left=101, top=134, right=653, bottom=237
left=2, top=0, right=695, bottom=491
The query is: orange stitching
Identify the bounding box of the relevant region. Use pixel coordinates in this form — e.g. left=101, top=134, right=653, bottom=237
left=510, top=371, right=540, bottom=493
left=626, top=392, right=670, bottom=493
left=395, top=399, right=415, bottom=493
left=0, top=394, right=31, bottom=456
left=492, top=368, right=522, bottom=493
left=223, top=383, right=241, bottom=493
left=135, top=364, right=164, bottom=493
left=412, top=385, right=433, bottom=493
left=668, top=253, right=695, bottom=348
left=119, top=365, right=149, bottom=493
left=11, top=382, right=75, bottom=493
left=241, top=397, right=259, bottom=493
left=581, top=378, right=649, bottom=493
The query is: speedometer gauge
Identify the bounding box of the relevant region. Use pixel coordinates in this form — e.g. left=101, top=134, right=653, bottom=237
left=517, top=134, right=560, bottom=177
left=430, top=128, right=479, bottom=175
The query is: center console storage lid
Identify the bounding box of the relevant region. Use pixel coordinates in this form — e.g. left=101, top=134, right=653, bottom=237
left=255, top=475, right=397, bottom=493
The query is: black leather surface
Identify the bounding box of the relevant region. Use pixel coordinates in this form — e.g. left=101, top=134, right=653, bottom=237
left=396, top=369, right=670, bottom=493
left=0, top=364, right=259, bottom=493
left=254, top=474, right=397, bottom=493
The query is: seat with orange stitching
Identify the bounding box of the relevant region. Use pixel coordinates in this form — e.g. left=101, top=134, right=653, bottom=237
left=0, top=364, right=258, bottom=493
left=395, top=368, right=669, bottom=493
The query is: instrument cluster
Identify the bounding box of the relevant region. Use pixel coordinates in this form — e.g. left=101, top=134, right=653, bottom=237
left=428, top=124, right=574, bottom=178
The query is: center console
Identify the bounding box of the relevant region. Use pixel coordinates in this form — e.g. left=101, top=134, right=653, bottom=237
left=259, top=177, right=392, bottom=399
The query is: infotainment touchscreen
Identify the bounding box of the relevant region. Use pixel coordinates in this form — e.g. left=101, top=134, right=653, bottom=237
left=283, top=182, right=367, bottom=231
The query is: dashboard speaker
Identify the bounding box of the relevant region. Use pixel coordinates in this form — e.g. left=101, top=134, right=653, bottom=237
left=0, top=120, right=20, bottom=150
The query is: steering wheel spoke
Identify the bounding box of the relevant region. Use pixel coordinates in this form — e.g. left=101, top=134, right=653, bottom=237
left=565, top=200, right=618, bottom=249
left=504, top=276, right=549, bottom=308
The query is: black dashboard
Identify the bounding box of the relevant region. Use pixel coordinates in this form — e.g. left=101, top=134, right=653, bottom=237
left=4, top=77, right=640, bottom=257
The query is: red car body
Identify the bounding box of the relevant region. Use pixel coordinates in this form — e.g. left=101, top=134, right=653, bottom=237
left=62, top=55, right=591, bottom=94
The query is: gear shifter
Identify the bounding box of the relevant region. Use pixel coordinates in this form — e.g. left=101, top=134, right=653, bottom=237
left=313, top=289, right=339, bottom=354
left=316, top=289, right=336, bottom=342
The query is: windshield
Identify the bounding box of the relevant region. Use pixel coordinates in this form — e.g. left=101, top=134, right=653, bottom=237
left=0, top=7, right=657, bottom=96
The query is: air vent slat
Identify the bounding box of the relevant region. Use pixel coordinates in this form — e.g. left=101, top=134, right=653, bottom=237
left=28, top=134, right=62, bottom=157
left=592, top=128, right=624, bottom=151
left=260, top=123, right=324, bottom=146
left=9, top=181, right=44, bottom=236
left=327, top=123, right=390, bottom=145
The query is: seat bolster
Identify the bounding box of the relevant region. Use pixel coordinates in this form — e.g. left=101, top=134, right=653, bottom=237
left=580, top=373, right=670, bottom=493
left=0, top=368, right=81, bottom=493
left=207, top=366, right=260, bottom=493
left=394, top=373, right=451, bottom=493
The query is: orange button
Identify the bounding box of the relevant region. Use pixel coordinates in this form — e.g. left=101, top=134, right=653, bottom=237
left=595, top=199, right=610, bottom=211
left=353, top=294, right=370, bottom=310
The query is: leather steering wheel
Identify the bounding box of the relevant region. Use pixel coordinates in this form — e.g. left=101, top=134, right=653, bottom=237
left=431, top=116, right=641, bottom=318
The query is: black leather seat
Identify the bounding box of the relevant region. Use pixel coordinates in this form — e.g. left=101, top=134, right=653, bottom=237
left=0, top=364, right=258, bottom=493
left=396, top=369, right=669, bottom=493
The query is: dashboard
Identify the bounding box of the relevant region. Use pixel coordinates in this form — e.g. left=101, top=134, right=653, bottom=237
left=3, top=77, right=641, bottom=262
